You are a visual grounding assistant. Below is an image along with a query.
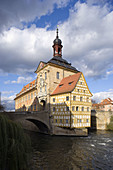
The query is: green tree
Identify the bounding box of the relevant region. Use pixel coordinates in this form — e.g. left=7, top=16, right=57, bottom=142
left=107, top=116, right=113, bottom=130
left=0, top=114, right=31, bottom=170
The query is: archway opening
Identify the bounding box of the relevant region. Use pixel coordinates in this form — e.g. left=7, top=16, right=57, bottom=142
left=26, top=119, right=49, bottom=134
left=40, top=100, right=46, bottom=111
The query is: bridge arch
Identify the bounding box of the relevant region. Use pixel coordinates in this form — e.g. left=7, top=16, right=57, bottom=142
left=26, top=118, right=50, bottom=134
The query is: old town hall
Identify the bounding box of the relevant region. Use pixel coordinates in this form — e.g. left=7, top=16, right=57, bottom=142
left=15, top=29, right=92, bottom=131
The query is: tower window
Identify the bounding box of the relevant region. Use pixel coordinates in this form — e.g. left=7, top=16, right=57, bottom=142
left=45, top=85, right=47, bottom=92
left=58, top=48, right=61, bottom=54
left=57, top=72, right=59, bottom=79
left=40, top=87, right=42, bottom=92
left=45, top=72, right=47, bottom=80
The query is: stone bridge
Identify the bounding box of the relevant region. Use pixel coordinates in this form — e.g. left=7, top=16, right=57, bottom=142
left=2, top=110, right=51, bottom=134
left=91, top=110, right=113, bottom=130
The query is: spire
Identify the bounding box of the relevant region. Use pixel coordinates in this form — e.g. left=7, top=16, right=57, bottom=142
left=52, top=28, right=63, bottom=58
left=56, top=28, right=59, bottom=39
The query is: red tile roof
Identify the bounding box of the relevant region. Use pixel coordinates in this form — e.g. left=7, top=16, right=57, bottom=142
left=15, top=80, right=36, bottom=99
left=51, top=72, right=82, bottom=95
left=100, top=98, right=113, bottom=105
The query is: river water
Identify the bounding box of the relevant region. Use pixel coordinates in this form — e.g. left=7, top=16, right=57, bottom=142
left=28, top=131, right=113, bottom=170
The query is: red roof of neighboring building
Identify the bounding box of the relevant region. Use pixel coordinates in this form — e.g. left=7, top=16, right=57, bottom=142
left=100, top=98, right=113, bottom=105
left=51, top=72, right=82, bottom=95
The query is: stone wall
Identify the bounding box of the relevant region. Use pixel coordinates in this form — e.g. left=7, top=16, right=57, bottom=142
left=91, top=110, right=113, bottom=130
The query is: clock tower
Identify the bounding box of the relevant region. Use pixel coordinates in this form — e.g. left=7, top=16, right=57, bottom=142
left=52, top=28, right=63, bottom=57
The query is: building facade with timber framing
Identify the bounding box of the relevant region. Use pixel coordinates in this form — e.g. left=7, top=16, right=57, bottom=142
left=14, top=29, right=92, bottom=129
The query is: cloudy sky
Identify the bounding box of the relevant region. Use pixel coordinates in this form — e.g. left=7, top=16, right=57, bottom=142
left=0, top=0, right=113, bottom=110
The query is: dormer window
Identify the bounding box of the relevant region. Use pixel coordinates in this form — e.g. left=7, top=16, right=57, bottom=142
left=59, top=84, right=63, bottom=87
left=68, top=81, right=73, bottom=85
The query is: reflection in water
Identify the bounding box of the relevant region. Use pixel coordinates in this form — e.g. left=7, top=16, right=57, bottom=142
left=27, top=131, right=113, bottom=170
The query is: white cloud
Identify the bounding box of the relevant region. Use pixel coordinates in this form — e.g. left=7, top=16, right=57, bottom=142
left=0, top=1, right=113, bottom=79
left=4, top=76, right=34, bottom=84
left=92, top=89, right=113, bottom=103
left=2, top=91, right=14, bottom=95
left=0, top=0, right=70, bottom=33
left=1, top=93, right=16, bottom=111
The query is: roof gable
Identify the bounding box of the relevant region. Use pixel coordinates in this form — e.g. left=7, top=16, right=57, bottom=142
left=100, top=98, right=113, bottom=105
left=35, top=61, right=47, bottom=73
left=51, top=72, right=82, bottom=95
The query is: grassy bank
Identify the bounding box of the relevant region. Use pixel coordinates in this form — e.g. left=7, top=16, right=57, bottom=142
left=0, top=114, right=31, bottom=170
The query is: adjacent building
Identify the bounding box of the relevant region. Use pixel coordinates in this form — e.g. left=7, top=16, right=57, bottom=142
left=92, top=98, right=113, bottom=111
left=14, top=28, right=92, bottom=130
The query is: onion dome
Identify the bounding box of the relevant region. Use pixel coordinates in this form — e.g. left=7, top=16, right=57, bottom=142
left=53, top=28, right=62, bottom=45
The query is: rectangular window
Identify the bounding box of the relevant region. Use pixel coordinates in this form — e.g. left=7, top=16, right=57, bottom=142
left=34, top=104, right=36, bottom=111
left=82, top=107, right=84, bottom=111
left=31, top=93, right=33, bottom=99
left=45, top=72, right=47, bottom=80
left=66, top=106, right=69, bottom=111
left=72, top=106, right=75, bottom=111
left=31, top=105, right=33, bottom=111
left=40, top=87, right=42, bottom=92
left=57, top=72, right=59, bottom=79
left=45, top=85, right=47, bottom=92
left=53, top=107, right=55, bottom=112
left=77, top=119, right=79, bottom=123
left=28, top=94, right=30, bottom=100
left=66, top=96, right=69, bottom=101
left=80, top=82, right=82, bottom=85
left=86, top=119, right=89, bottom=123
left=73, top=96, right=76, bottom=101
left=80, top=97, right=82, bottom=101
left=26, top=96, right=27, bottom=101
left=34, top=92, right=36, bottom=97
left=53, top=98, right=55, bottom=102
left=60, top=119, right=62, bottom=123
left=87, top=97, right=89, bottom=102
left=66, top=119, right=68, bottom=123
left=80, top=119, right=82, bottom=123
left=76, top=106, right=79, bottom=111
left=56, top=119, right=57, bottom=123
left=83, top=90, right=85, bottom=93
left=78, top=89, right=79, bottom=92
left=87, top=107, right=89, bottom=112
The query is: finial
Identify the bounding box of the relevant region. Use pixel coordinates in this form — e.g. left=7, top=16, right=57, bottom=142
left=56, top=25, right=59, bottom=39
